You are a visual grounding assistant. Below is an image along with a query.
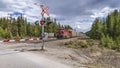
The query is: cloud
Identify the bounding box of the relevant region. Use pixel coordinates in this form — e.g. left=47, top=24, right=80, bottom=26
left=90, top=7, right=115, bottom=18
left=74, top=21, right=93, bottom=32
left=0, top=0, right=120, bottom=32
left=0, top=0, right=41, bottom=22
left=41, top=0, right=120, bottom=32
left=0, top=11, right=9, bottom=17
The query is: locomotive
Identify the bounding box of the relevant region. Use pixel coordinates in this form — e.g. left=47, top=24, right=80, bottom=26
left=56, top=28, right=80, bottom=39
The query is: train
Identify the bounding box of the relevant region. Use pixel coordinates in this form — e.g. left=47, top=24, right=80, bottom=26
left=41, top=28, right=84, bottom=39
left=56, top=28, right=81, bottom=39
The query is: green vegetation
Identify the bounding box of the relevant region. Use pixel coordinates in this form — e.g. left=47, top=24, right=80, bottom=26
left=0, top=15, right=72, bottom=39
left=87, top=10, right=120, bottom=51
left=65, top=40, right=89, bottom=48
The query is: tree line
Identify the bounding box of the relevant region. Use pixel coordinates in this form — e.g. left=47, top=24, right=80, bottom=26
left=87, top=10, right=120, bottom=51
left=0, top=15, right=72, bottom=39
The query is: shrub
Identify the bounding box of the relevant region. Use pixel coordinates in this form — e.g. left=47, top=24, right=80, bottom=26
left=65, top=40, right=89, bottom=48
left=78, top=41, right=88, bottom=48
left=64, top=41, right=73, bottom=45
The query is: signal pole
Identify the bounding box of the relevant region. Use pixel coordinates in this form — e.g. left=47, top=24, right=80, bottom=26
left=40, top=3, right=49, bottom=50
left=41, top=16, right=44, bottom=50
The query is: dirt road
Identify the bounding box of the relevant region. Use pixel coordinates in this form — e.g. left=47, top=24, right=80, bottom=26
left=0, top=38, right=91, bottom=68
left=0, top=49, right=71, bottom=68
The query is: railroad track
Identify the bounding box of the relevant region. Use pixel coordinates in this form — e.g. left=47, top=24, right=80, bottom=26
left=28, top=37, right=80, bottom=43
left=0, top=36, right=83, bottom=44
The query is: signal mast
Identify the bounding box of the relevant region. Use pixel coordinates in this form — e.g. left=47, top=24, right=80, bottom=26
left=35, top=1, right=50, bottom=50
left=40, top=2, right=50, bottom=50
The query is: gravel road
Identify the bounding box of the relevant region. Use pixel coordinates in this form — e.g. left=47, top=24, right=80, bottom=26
left=0, top=49, right=71, bottom=68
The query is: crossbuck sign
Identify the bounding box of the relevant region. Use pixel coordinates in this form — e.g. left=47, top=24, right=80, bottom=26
left=40, top=4, right=49, bottom=16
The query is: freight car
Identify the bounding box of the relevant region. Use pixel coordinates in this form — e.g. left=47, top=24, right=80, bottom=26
left=56, top=28, right=80, bottom=39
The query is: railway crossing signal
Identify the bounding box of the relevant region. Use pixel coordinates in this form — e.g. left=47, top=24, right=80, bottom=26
left=39, top=3, right=50, bottom=50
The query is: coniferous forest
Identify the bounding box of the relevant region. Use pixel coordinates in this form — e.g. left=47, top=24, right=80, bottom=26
left=0, top=15, right=72, bottom=39
left=87, top=10, right=120, bottom=51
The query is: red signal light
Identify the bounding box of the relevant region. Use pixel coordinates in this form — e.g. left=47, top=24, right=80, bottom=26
left=40, top=21, right=45, bottom=25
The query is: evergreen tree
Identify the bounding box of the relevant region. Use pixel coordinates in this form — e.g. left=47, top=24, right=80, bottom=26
left=0, top=27, right=6, bottom=38
left=87, top=9, right=120, bottom=51
left=87, top=18, right=103, bottom=39
left=0, top=16, right=72, bottom=39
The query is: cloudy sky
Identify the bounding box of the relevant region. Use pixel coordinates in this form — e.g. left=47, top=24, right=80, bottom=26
left=0, top=0, right=119, bottom=32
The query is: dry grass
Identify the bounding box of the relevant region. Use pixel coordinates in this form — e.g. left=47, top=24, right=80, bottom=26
left=83, top=45, right=120, bottom=68
left=65, top=38, right=120, bottom=68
